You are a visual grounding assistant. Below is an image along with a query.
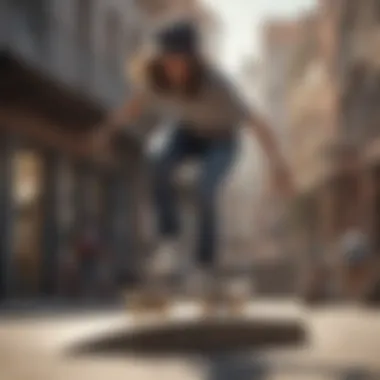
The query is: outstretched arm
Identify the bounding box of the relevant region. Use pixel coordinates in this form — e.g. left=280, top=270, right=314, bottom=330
left=247, top=111, right=293, bottom=196
left=101, top=93, right=146, bottom=133
left=215, top=70, right=293, bottom=195
left=90, top=93, right=146, bottom=151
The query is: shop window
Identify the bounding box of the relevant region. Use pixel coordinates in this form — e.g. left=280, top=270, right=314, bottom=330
left=11, top=0, right=50, bottom=48
left=58, top=161, right=75, bottom=256
left=12, top=150, right=43, bottom=296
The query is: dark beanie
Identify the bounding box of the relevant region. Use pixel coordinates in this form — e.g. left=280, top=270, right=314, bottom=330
left=156, top=21, right=199, bottom=55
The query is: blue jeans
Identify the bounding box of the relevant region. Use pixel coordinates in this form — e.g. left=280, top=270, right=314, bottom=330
left=151, top=126, right=238, bottom=268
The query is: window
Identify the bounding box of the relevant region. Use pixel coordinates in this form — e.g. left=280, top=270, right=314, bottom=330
left=58, top=161, right=75, bottom=228
left=77, top=0, right=92, bottom=49
left=12, top=0, right=50, bottom=46
left=12, top=150, right=44, bottom=296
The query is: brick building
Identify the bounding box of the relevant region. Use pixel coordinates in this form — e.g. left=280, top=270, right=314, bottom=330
left=287, top=0, right=380, bottom=288
left=249, top=19, right=302, bottom=260
left=261, top=19, right=302, bottom=152
left=0, top=0, right=144, bottom=300
left=286, top=10, right=333, bottom=261
left=336, top=0, right=380, bottom=251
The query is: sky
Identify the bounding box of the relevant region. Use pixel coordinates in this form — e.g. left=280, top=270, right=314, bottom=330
left=201, top=0, right=317, bottom=74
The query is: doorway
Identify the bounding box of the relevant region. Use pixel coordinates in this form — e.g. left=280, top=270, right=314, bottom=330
left=11, top=149, right=44, bottom=297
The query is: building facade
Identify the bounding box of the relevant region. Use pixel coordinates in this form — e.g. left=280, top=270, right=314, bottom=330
left=336, top=0, right=380, bottom=250
left=0, top=0, right=145, bottom=300
left=248, top=19, right=302, bottom=260
left=286, top=11, right=332, bottom=260
left=286, top=0, right=380, bottom=299
left=261, top=19, right=302, bottom=152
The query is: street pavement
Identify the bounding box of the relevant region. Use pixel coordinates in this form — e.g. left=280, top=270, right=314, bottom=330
left=0, top=299, right=380, bottom=380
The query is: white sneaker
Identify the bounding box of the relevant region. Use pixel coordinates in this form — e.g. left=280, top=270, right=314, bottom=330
left=150, top=240, right=178, bottom=277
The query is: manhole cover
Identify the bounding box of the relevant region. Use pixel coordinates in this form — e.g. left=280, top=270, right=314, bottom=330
left=69, top=318, right=307, bottom=357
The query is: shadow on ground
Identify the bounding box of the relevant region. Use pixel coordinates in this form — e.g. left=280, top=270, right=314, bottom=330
left=66, top=319, right=380, bottom=379
left=68, top=319, right=307, bottom=357
left=204, top=355, right=379, bottom=380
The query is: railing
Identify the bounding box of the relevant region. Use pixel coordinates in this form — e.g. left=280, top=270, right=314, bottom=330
left=0, top=2, right=127, bottom=108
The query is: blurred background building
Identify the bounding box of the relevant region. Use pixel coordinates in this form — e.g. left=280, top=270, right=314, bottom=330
left=236, top=0, right=380, bottom=298
left=0, top=0, right=144, bottom=300
left=283, top=0, right=380, bottom=299
left=261, top=19, right=301, bottom=152
left=1, top=0, right=380, bottom=302
left=238, top=18, right=302, bottom=262
left=285, top=0, right=376, bottom=263
left=0, top=0, right=223, bottom=302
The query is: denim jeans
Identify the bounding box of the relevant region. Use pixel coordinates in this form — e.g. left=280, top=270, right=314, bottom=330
left=151, top=126, right=238, bottom=268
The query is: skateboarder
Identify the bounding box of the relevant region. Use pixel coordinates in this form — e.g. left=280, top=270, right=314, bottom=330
left=91, top=20, right=293, bottom=290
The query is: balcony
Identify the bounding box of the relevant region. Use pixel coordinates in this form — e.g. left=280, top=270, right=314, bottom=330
left=0, top=1, right=127, bottom=110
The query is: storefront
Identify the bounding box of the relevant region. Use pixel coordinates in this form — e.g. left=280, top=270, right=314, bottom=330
left=0, top=135, right=111, bottom=300
left=0, top=137, right=71, bottom=298
left=363, top=157, right=380, bottom=254
left=12, top=148, right=44, bottom=297
left=0, top=32, right=144, bottom=300
left=0, top=135, right=14, bottom=299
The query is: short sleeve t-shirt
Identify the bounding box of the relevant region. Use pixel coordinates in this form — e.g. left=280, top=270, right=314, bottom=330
left=139, top=68, right=251, bottom=135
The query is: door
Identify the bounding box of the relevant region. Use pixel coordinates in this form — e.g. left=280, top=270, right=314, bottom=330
left=12, top=149, right=44, bottom=297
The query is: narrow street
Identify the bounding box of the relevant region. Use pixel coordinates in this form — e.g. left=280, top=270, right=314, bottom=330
left=1, top=2, right=380, bottom=380
left=1, top=301, right=380, bottom=380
